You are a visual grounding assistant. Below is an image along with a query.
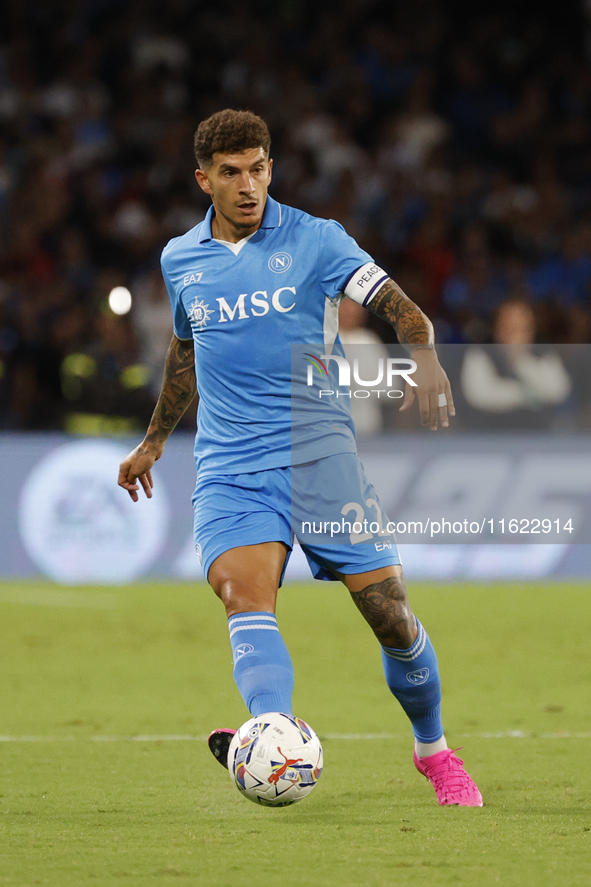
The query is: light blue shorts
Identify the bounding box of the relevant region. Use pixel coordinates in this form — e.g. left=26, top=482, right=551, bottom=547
left=193, top=452, right=400, bottom=583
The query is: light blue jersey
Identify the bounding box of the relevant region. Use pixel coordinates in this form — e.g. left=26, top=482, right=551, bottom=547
left=160, top=196, right=373, bottom=477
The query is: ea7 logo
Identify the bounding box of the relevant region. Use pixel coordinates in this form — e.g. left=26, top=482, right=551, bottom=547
left=406, top=668, right=430, bottom=685
left=183, top=271, right=203, bottom=286
left=217, top=286, right=296, bottom=322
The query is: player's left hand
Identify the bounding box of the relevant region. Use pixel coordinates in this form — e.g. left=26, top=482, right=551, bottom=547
left=118, top=441, right=162, bottom=501
left=399, top=348, right=455, bottom=431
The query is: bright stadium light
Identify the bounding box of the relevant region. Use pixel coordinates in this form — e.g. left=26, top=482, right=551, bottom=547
left=108, top=286, right=132, bottom=315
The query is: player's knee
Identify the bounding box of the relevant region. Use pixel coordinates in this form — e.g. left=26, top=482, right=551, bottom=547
left=211, top=576, right=276, bottom=618
left=349, top=574, right=417, bottom=649
left=377, top=609, right=417, bottom=649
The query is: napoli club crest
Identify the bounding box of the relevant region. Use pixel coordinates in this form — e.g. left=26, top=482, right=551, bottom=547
left=268, top=251, right=292, bottom=273
left=406, top=668, right=430, bottom=685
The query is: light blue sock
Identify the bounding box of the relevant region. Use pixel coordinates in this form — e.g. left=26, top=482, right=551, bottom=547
left=381, top=619, right=444, bottom=743
left=228, top=612, right=294, bottom=717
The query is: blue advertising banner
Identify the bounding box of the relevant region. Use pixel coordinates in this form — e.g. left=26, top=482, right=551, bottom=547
left=0, top=433, right=589, bottom=584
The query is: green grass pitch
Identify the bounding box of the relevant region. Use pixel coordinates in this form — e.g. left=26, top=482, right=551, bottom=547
left=0, top=579, right=590, bottom=887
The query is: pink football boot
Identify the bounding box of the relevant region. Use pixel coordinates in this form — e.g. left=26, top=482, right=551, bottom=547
left=414, top=747, right=483, bottom=806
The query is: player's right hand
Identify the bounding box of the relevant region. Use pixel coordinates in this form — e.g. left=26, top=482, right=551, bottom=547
left=399, top=347, right=455, bottom=431
left=118, top=442, right=163, bottom=502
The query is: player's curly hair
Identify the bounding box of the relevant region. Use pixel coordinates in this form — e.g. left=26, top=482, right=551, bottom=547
left=194, top=109, right=271, bottom=168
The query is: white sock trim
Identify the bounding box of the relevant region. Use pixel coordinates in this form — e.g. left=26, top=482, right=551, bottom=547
left=229, top=624, right=279, bottom=639
left=228, top=613, right=277, bottom=627
left=414, top=736, right=448, bottom=758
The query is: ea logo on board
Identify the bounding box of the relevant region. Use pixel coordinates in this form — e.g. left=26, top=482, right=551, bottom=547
left=268, top=252, right=292, bottom=273
left=18, top=440, right=169, bottom=584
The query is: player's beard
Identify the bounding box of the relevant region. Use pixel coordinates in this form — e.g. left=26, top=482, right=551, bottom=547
left=217, top=201, right=262, bottom=237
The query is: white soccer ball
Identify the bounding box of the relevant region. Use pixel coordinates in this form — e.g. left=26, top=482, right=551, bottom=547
left=227, top=712, right=323, bottom=807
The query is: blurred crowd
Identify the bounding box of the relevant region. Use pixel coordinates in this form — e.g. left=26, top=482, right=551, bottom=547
left=1, top=0, right=591, bottom=431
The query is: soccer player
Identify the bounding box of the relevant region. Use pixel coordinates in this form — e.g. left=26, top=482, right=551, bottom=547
left=118, top=110, right=482, bottom=807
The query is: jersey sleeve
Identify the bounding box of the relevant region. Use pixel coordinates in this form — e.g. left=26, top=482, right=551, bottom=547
left=160, top=249, right=193, bottom=340
left=317, top=219, right=375, bottom=301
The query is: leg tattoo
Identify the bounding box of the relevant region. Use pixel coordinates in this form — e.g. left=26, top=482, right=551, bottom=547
left=350, top=576, right=417, bottom=649
left=351, top=574, right=446, bottom=750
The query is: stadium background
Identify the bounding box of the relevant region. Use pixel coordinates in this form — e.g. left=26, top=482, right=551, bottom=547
left=1, top=6, right=591, bottom=887
left=1, top=0, right=590, bottom=583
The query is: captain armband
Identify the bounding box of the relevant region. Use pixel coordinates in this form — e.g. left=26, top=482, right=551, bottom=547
left=343, top=262, right=390, bottom=307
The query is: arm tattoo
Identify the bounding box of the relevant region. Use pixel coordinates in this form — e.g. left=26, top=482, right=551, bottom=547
left=350, top=575, right=416, bottom=648
left=145, top=335, right=197, bottom=445
left=368, top=278, right=434, bottom=351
